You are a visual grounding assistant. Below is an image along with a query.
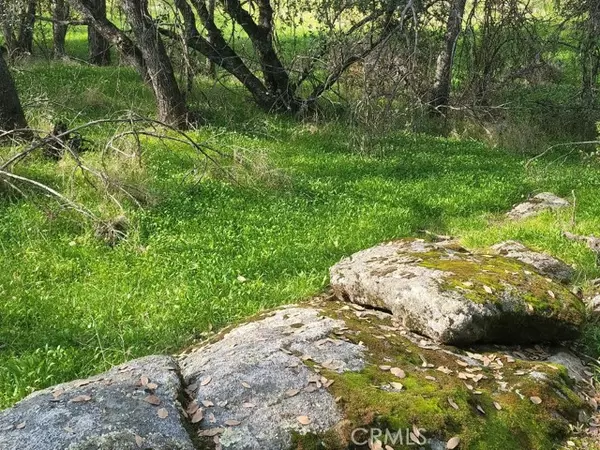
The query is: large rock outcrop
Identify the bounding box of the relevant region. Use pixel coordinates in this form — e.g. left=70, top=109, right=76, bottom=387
left=330, top=239, right=584, bottom=345
left=178, top=307, right=365, bottom=449
left=0, top=356, right=194, bottom=450
left=0, top=300, right=593, bottom=450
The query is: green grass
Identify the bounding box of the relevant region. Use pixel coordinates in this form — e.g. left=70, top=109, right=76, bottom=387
left=1, top=54, right=600, bottom=410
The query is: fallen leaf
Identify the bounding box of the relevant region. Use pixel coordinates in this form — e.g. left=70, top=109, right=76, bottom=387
left=379, top=365, right=391, bottom=371
left=412, top=424, right=421, bottom=438
left=370, top=439, right=383, bottom=450
left=15, top=422, right=25, bottom=430
left=225, top=419, right=241, bottom=426
left=530, top=396, right=542, bottom=405
left=200, top=428, right=224, bottom=437
left=476, top=405, right=485, bottom=415
left=483, top=285, right=493, bottom=294
left=144, top=395, right=161, bottom=406
left=446, top=436, right=460, bottom=449
left=243, top=402, right=256, bottom=408
left=209, top=413, right=216, bottom=423
left=389, top=381, right=404, bottom=390
left=437, top=366, right=452, bottom=374
left=390, top=368, right=406, bottom=379
left=70, top=395, right=91, bottom=403
left=409, top=432, right=420, bottom=444
left=286, top=389, right=300, bottom=397
left=140, top=375, right=149, bottom=386
left=135, top=434, right=144, bottom=448
left=191, top=409, right=204, bottom=424
left=186, top=401, right=200, bottom=415
left=448, top=398, right=459, bottom=410
left=241, top=381, right=251, bottom=389
left=157, top=408, right=169, bottom=419
left=547, top=290, right=556, bottom=299
left=200, top=376, right=212, bottom=386
left=297, top=416, right=311, bottom=425
left=52, top=389, right=64, bottom=400
left=202, top=400, right=214, bottom=407
left=493, top=401, right=502, bottom=410
left=146, top=382, right=158, bottom=390
left=425, top=376, right=437, bottom=381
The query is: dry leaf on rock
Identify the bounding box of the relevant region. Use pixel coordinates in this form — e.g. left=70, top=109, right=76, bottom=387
left=70, top=395, right=91, bottom=403
left=143, top=395, right=161, bottom=406
left=191, top=409, right=204, bottom=424
left=297, top=416, right=311, bottom=425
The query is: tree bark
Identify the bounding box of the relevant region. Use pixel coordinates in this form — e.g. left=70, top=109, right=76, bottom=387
left=429, top=0, right=467, bottom=115
left=53, top=0, right=70, bottom=58
left=88, top=0, right=111, bottom=65
left=121, top=0, right=188, bottom=128
left=0, top=51, right=28, bottom=134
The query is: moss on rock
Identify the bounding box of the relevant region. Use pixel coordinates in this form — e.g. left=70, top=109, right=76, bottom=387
left=307, top=300, right=589, bottom=450
left=412, top=249, right=583, bottom=324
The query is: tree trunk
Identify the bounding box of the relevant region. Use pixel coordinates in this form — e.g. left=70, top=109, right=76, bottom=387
left=176, top=0, right=274, bottom=109
left=206, top=0, right=216, bottom=78
left=429, top=0, right=467, bottom=115
left=17, top=0, right=36, bottom=55
left=88, top=0, right=111, bottom=65
left=217, top=0, right=299, bottom=110
left=53, top=0, right=70, bottom=58
left=0, top=51, right=28, bottom=134
left=581, top=1, right=600, bottom=107
left=121, top=0, right=188, bottom=128
left=68, top=0, right=147, bottom=78
left=0, top=0, right=36, bottom=57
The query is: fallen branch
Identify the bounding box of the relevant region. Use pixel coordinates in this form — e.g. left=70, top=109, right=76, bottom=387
left=0, top=168, right=97, bottom=220
left=525, top=141, right=599, bottom=169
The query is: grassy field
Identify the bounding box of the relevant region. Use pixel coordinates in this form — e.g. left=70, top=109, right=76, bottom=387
left=1, top=53, right=600, bottom=409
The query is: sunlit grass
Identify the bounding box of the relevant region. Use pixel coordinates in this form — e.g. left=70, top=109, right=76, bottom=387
left=1, top=36, right=599, bottom=409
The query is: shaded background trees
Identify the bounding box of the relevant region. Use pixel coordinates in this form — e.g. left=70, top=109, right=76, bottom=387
left=0, top=0, right=598, bottom=142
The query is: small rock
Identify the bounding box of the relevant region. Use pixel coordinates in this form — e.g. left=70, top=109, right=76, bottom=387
left=491, top=241, right=574, bottom=283
left=507, top=193, right=570, bottom=220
